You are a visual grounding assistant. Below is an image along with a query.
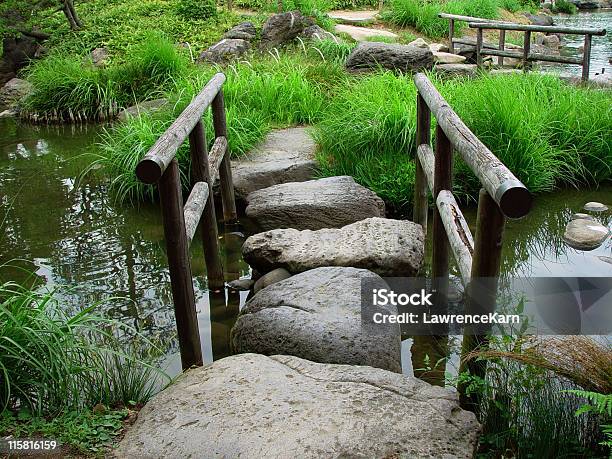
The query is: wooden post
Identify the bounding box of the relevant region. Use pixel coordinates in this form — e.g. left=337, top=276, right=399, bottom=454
left=523, top=30, right=531, bottom=72
left=476, top=28, right=483, bottom=69
left=458, top=188, right=506, bottom=412
left=498, top=29, right=506, bottom=67
left=582, top=33, right=592, bottom=82
left=158, top=159, right=202, bottom=370
left=413, top=94, right=431, bottom=232
left=449, top=19, right=455, bottom=54
left=212, top=90, right=238, bottom=223
left=189, top=120, right=225, bottom=290
left=431, top=125, right=453, bottom=297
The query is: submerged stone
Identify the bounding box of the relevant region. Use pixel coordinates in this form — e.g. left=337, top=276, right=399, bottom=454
left=584, top=202, right=608, bottom=212
left=563, top=218, right=609, bottom=251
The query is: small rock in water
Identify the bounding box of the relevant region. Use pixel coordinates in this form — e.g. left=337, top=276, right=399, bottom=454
left=597, top=255, right=612, bottom=265
left=563, top=218, right=609, bottom=251
left=571, top=212, right=594, bottom=221
left=227, top=278, right=254, bottom=291
left=253, top=267, right=291, bottom=293
left=584, top=202, right=608, bottom=212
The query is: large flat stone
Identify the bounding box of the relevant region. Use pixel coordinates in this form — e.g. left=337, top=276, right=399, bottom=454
left=242, top=217, right=424, bottom=276
left=230, top=266, right=401, bottom=372
left=346, top=41, right=434, bottom=72
left=245, top=176, right=385, bottom=231
left=563, top=218, right=609, bottom=251
left=114, top=354, right=480, bottom=458
left=231, top=127, right=318, bottom=200
left=328, top=10, right=379, bottom=24
left=334, top=24, right=397, bottom=42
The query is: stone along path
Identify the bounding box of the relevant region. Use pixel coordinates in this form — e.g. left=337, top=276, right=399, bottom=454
left=115, top=128, right=480, bottom=457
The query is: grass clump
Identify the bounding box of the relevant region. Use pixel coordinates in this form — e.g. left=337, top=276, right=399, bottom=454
left=315, top=72, right=612, bottom=213
left=552, top=0, right=578, bottom=14
left=98, top=53, right=347, bottom=203
left=22, top=33, right=189, bottom=123
left=177, top=0, right=218, bottom=20
left=382, top=0, right=501, bottom=38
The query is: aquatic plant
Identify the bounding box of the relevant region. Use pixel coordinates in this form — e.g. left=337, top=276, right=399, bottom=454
left=0, top=266, right=168, bottom=415
left=315, top=72, right=612, bottom=213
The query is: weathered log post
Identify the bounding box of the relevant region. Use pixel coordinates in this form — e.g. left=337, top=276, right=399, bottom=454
left=458, top=188, right=506, bottom=412
left=582, top=33, right=592, bottom=82
left=498, top=29, right=506, bottom=67
left=523, top=30, right=532, bottom=71
left=189, top=121, right=226, bottom=290
left=212, top=90, right=238, bottom=222
left=476, top=28, right=484, bottom=69
left=413, top=94, right=431, bottom=231
left=158, top=159, right=203, bottom=370
left=449, top=18, right=455, bottom=54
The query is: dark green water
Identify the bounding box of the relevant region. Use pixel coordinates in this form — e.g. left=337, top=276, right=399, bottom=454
left=0, top=118, right=610, bottom=378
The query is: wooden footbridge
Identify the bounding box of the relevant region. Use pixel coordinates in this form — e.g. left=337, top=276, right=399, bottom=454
left=135, top=71, right=533, bottom=410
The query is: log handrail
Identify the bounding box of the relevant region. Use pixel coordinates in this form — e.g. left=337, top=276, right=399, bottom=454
left=413, top=74, right=532, bottom=410
left=468, top=21, right=606, bottom=36
left=134, top=72, right=237, bottom=371
left=414, top=73, right=532, bottom=219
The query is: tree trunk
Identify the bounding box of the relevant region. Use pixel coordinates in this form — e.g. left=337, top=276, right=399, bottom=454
left=62, top=0, right=82, bottom=30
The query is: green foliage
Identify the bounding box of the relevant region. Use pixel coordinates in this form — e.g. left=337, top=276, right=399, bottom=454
left=308, top=38, right=356, bottom=64
left=0, top=407, right=131, bottom=454
left=315, top=72, right=612, bottom=213
left=382, top=0, right=501, bottom=38
left=0, top=266, right=168, bottom=416
left=364, top=35, right=397, bottom=43
left=97, top=53, right=347, bottom=203
left=176, top=0, right=218, bottom=20
left=497, top=0, right=521, bottom=12
left=567, top=390, right=612, bottom=449
left=552, top=0, right=577, bottom=14
left=22, top=33, right=189, bottom=122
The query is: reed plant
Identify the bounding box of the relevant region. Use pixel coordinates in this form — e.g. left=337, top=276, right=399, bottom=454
left=0, top=268, right=168, bottom=416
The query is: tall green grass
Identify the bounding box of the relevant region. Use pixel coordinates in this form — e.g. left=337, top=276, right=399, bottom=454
left=97, top=53, right=347, bottom=203
left=22, top=33, right=190, bottom=122
left=382, top=0, right=501, bottom=38
left=0, top=269, right=168, bottom=416
left=315, top=72, right=612, bottom=213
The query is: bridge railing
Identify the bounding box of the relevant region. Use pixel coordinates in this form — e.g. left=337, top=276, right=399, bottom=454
left=439, top=13, right=607, bottom=82
left=413, top=73, right=532, bottom=409
left=136, top=72, right=236, bottom=370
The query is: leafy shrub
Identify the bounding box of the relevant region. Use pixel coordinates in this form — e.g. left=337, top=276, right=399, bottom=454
left=176, top=0, right=218, bottom=20
left=552, top=0, right=577, bottom=14
left=498, top=0, right=521, bottom=12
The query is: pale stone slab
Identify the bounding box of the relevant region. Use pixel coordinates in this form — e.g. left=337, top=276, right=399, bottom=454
left=335, top=24, right=398, bottom=42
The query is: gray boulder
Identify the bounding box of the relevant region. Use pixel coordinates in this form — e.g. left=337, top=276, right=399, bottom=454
left=260, top=11, right=313, bottom=49
left=245, top=176, right=385, bottom=231
left=230, top=266, right=402, bottom=372
left=253, top=267, right=291, bottom=293
left=301, top=24, right=338, bottom=42
left=223, top=21, right=257, bottom=41
left=435, top=63, right=478, bottom=77
left=117, top=98, right=168, bottom=122
left=242, top=217, right=424, bottom=276
left=524, top=13, right=554, bottom=26
left=346, top=41, right=434, bottom=72
left=90, top=47, right=109, bottom=67
left=0, top=78, right=32, bottom=109
left=198, top=39, right=250, bottom=64
left=563, top=218, right=609, bottom=251
left=227, top=278, right=254, bottom=291
left=584, top=201, right=608, bottom=212
left=114, top=353, right=480, bottom=458
left=231, top=127, right=318, bottom=201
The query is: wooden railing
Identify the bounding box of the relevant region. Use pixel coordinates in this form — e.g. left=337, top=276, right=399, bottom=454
left=136, top=72, right=237, bottom=370
left=413, top=73, right=532, bottom=409
left=439, top=13, right=607, bottom=82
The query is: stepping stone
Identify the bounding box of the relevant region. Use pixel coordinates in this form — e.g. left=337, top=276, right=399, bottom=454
left=231, top=127, right=318, bottom=201
left=346, top=41, right=433, bottom=72
left=328, top=10, right=379, bottom=25
left=230, top=266, right=402, bottom=372
left=584, top=201, right=608, bottom=212
left=433, top=51, right=466, bottom=64
left=242, top=217, right=424, bottom=277
left=563, top=218, right=610, bottom=251
left=435, top=63, right=478, bottom=77
left=245, top=176, right=385, bottom=231
left=115, top=354, right=480, bottom=458
left=334, top=24, right=397, bottom=42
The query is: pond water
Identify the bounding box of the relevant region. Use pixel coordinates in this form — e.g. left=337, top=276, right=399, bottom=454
left=546, top=10, right=612, bottom=78
left=0, top=118, right=610, bottom=380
